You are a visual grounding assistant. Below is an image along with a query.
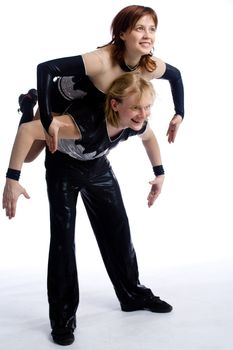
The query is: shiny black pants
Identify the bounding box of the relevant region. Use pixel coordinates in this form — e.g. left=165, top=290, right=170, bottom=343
left=45, top=150, right=152, bottom=330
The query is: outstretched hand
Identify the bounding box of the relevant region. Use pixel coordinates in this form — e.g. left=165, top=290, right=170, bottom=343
left=2, top=179, right=30, bottom=219
left=45, top=118, right=69, bottom=153
left=147, top=175, right=164, bottom=207
left=166, top=114, right=183, bottom=143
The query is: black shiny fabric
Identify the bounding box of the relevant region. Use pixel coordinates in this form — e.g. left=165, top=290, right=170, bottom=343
left=37, top=55, right=86, bottom=132
left=37, top=54, right=185, bottom=132
left=160, top=63, right=184, bottom=118
left=45, top=150, right=152, bottom=329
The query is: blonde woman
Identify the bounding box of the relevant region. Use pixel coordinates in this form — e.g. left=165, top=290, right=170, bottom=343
left=3, top=72, right=172, bottom=345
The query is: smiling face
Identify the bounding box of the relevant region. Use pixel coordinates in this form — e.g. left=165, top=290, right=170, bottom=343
left=120, top=15, right=156, bottom=57
left=105, top=72, right=155, bottom=129
left=111, top=90, right=154, bottom=131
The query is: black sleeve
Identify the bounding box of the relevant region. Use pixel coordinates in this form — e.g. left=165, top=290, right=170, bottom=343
left=37, top=55, right=86, bottom=132
left=159, top=63, right=184, bottom=118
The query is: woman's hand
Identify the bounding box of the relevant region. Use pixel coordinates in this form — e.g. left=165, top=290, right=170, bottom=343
left=2, top=179, right=30, bottom=219
left=45, top=118, right=69, bottom=153
left=147, top=175, right=164, bottom=207
left=166, top=114, right=183, bottom=143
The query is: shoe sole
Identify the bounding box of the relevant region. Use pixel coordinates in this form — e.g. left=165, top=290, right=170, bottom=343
left=52, top=335, right=75, bottom=346
left=121, top=305, right=173, bottom=313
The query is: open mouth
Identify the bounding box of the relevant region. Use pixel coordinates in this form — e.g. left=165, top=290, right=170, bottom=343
left=132, top=118, right=143, bottom=125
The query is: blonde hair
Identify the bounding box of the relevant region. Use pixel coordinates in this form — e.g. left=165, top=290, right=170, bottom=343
left=105, top=72, right=155, bottom=127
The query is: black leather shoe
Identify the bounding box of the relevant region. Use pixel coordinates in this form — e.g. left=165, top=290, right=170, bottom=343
left=18, top=89, right=38, bottom=113
left=121, top=295, right=173, bottom=313
left=51, top=327, right=75, bottom=346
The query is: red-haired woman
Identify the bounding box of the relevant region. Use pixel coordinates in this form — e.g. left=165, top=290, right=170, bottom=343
left=5, top=5, right=184, bottom=345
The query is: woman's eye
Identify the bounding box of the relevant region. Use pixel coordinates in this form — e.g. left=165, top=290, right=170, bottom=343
left=135, top=26, right=156, bottom=33
left=136, top=26, right=144, bottom=31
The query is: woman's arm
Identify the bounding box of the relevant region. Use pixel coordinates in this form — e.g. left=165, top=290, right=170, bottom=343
left=160, top=62, right=184, bottom=143
left=37, top=50, right=107, bottom=151
left=2, top=120, right=46, bottom=219
left=140, top=125, right=165, bottom=207
left=37, top=55, right=86, bottom=132
left=152, top=58, right=184, bottom=143
left=2, top=179, right=30, bottom=219
left=2, top=115, right=80, bottom=219
left=159, top=63, right=184, bottom=118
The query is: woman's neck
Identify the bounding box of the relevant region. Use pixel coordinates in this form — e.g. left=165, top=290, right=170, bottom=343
left=123, top=53, right=141, bottom=71
left=106, top=122, right=124, bottom=139
left=119, top=60, right=140, bottom=72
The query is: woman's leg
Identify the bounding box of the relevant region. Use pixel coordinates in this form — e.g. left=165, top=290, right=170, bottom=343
left=79, top=158, right=150, bottom=304
left=80, top=157, right=172, bottom=312
left=24, top=108, right=45, bottom=162
left=46, top=166, right=79, bottom=332
left=3, top=115, right=79, bottom=219
left=8, top=115, right=80, bottom=171
left=17, top=89, right=45, bottom=162
left=45, top=151, right=87, bottom=338
left=17, top=84, right=71, bottom=162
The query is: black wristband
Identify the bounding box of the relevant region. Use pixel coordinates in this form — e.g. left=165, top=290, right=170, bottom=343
left=6, top=168, right=21, bottom=181
left=153, top=165, right=165, bottom=176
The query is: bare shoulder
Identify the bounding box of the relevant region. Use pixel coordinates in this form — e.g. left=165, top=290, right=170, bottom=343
left=151, top=56, right=166, bottom=79
left=82, top=46, right=112, bottom=76
left=139, top=123, right=154, bottom=141
left=82, top=45, right=121, bottom=92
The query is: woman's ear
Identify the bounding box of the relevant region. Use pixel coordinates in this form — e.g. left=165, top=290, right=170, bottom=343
left=110, top=99, right=119, bottom=111
left=119, top=32, right=125, bottom=40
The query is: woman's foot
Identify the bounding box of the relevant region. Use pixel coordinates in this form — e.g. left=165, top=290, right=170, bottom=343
left=121, top=293, right=173, bottom=313
left=51, top=327, right=75, bottom=346
left=18, top=89, right=38, bottom=125
left=18, top=88, right=38, bottom=113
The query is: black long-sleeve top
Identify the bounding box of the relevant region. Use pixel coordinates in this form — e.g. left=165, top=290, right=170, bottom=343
left=37, top=55, right=184, bottom=132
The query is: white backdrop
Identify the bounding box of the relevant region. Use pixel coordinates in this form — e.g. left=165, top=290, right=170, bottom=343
left=0, top=0, right=233, bottom=276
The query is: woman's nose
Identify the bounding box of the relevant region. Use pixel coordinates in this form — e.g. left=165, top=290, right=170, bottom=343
left=140, top=108, right=148, bottom=118
left=143, top=28, right=152, bottom=37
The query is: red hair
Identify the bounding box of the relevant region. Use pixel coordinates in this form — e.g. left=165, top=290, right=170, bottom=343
left=99, top=5, right=158, bottom=72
